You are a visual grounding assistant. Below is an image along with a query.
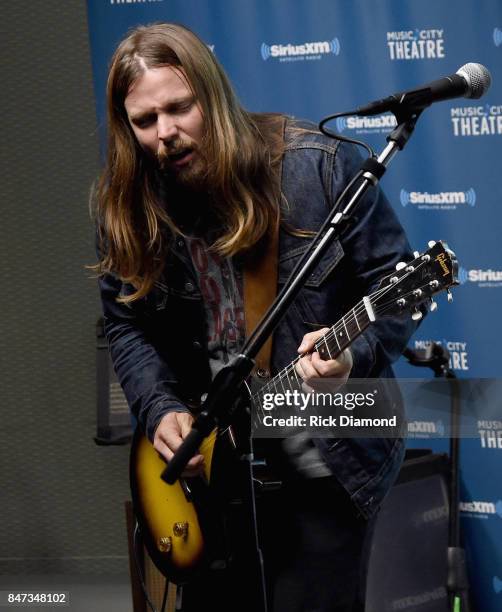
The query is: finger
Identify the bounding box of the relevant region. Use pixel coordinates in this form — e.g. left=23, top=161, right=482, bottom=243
left=156, top=414, right=202, bottom=463
left=153, top=436, right=175, bottom=463
left=155, top=434, right=205, bottom=473
left=295, top=355, right=310, bottom=380
left=297, top=328, right=331, bottom=353
left=312, top=353, right=347, bottom=377
left=185, top=453, right=205, bottom=470
left=177, top=413, right=195, bottom=439
left=296, top=354, right=320, bottom=381
left=175, top=415, right=205, bottom=468
left=161, top=424, right=184, bottom=452
left=159, top=412, right=193, bottom=448
left=164, top=438, right=204, bottom=469
left=301, top=381, right=315, bottom=394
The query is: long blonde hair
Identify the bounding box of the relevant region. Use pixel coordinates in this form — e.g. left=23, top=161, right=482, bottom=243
left=93, top=23, right=284, bottom=303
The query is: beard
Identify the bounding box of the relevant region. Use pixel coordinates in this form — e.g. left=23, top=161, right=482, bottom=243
left=157, top=139, right=208, bottom=191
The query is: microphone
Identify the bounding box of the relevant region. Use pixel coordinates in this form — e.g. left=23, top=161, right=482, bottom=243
left=355, top=63, right=491, bottom=117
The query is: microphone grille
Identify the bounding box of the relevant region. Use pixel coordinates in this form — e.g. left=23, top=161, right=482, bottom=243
left=457, top=63, right=492, bottom=99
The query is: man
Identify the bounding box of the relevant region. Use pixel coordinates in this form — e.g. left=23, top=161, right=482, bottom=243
left=95, top=23, right=417, bottom=611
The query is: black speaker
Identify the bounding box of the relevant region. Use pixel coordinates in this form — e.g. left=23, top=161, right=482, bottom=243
left=95, top=317, right=133, bottom=445
left=366, top=451, right=450, bottom=612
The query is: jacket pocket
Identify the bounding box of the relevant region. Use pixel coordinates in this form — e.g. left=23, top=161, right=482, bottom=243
left=278, top=238, right=344, bottom=288
left=278, top=238, right=344, bottom=326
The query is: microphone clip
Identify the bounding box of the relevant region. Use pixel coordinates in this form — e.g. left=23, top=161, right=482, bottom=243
left=387, top=108, right=424, bottom=150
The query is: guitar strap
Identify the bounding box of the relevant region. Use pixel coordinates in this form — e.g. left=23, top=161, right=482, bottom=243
left=243, top=117, right=285, bottom=378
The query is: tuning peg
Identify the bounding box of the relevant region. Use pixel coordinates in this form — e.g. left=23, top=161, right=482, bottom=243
left=428, top=240, right=436, bottom=248
left=411, top=308, right=423, bottom=321
left=395, top=262, right=407, bottom=271
left=429, top=299, right=438, bottom=312
left=447, top=289, right=453, bottom=303
left=413, top=251, right=420, bottom=258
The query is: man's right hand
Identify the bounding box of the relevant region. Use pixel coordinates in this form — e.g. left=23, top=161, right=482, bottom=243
left=153, top=411, right=205, bottom=477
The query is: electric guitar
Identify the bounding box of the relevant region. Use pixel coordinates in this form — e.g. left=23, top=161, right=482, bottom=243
left=130, top=240, right=458, bottom=582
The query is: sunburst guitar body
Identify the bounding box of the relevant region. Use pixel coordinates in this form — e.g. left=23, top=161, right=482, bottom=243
left=130, top=427, right=225, bottom=583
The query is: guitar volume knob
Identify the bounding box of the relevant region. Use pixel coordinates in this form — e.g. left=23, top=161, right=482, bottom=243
left=158, top=536, right=172, bottom=553
left=173, top=521, right=189, bottom=539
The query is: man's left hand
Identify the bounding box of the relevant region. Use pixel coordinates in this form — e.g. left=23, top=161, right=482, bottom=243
left=295, top=328, right=353, bottom=390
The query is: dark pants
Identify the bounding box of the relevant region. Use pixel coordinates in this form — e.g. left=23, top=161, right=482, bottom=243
left=181, top=476, right=376, bottom=612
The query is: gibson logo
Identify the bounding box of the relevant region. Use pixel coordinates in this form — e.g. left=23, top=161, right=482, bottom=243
left=436, top=252, right=450, bottom=277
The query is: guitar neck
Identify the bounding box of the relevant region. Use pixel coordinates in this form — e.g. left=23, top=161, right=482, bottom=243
left=250, top=296, right=374, bottom=422
left=313, top=296, right=374, bottom=362
left=247, top=239, right=459, bottom=429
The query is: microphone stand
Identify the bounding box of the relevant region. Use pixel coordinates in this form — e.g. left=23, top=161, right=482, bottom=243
left=403, top=345, right=471, bottom=612
left=162, top=110, right=423, bottom=612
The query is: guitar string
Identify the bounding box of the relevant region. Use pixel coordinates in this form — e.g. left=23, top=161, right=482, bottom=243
left=249, top=284, right=427, bottom=430
left=315, top=255, right=435, bottom=350
left=256, top=255, right=431, bottom=399
left=230, top=249, right=450, bottom=429
left=249, top=266, right=444, bottom=430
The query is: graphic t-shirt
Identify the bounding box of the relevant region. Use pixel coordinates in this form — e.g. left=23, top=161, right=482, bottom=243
left=185, top=235, right=246, bottom=379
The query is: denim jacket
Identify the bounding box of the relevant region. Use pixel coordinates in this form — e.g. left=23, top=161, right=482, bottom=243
left=98, top=119, right=418, bottom=518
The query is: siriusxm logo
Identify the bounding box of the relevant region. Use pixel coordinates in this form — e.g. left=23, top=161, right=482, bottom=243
left=407, top=420, right=445, bottom=437
left=450, top=104, right=502, bottom=136
left=494, top=28, right=502, bottom=47
left=459, top=499, right=502, bottom=517
left=458, top=266, right=502, bottom=286
left=335, top=114, right=396, bottom=135
left=261, top=38, right=340, bottom=62
left=458, top=267, right=469, bottom=284
left=414, top=339, right=469, bottom=371
left=400, top=188, right=476, bottom=210
left=387, top=29, right=445, bottom=60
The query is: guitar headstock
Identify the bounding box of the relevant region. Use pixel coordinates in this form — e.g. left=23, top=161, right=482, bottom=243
left=372, top=241, right=459, bottom=321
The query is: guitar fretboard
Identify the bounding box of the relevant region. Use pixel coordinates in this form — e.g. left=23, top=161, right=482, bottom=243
left=250, top=297, right=373, bottom=427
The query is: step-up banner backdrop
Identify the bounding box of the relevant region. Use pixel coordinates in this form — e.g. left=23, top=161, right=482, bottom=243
left=86, top=1, right=502, bottom=610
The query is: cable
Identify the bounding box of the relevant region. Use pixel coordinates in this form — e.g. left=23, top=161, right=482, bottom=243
left=319, top=112, right=376, bottom=158
left=160, top=580, right=169, bottom=612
